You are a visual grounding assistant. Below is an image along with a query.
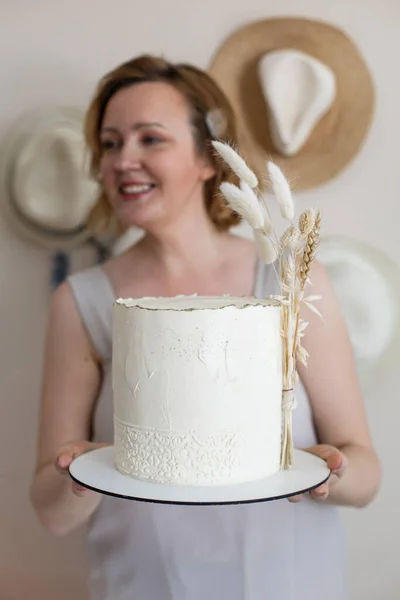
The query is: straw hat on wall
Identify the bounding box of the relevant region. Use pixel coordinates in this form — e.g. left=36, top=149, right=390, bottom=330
left=209, top=17, right=375, bottom=190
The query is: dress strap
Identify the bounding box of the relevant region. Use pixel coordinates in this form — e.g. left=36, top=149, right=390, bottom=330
left=67, top=265, right=115, bottom=362
left=253, top=258, right=281, bottom=298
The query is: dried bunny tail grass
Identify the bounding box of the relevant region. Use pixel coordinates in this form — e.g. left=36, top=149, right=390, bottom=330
left=267, top=161, right=295, bottom=221
left=280, top=225, right=300, bottom=251
left=254, top=230, right=278, bottom=264
left=219, top=182, right=264, bottom=229
left=212, top=141, right=258, bottom=189
left=239, top=180, right=266, bottom=226
left=298, top=208, right=316, bottom=236
left=259, top=195, right=273, bottom=233
left=300, top=210, right=321, bottom=291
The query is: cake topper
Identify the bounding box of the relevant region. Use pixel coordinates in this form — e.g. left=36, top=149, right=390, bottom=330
left=212, top=140, right=322, bottom=469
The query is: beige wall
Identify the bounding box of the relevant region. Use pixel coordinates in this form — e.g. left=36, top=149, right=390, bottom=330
left=1, top=1, right=399, bottom=599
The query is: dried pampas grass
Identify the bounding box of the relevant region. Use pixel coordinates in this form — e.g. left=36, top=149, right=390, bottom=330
left=213, top=141, right=322, bottom=470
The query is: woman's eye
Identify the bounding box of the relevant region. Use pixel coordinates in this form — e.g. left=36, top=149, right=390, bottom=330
left=101, top=139, right=119, bottom=151
left=142, top=135, right=163, bottom=145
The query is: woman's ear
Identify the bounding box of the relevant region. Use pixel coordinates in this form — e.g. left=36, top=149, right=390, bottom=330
left=199, top=156, right=216, bottom=182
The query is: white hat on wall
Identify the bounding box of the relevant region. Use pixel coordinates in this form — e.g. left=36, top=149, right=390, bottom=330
left=0, top=106, right=99, bottom=251
left=317, top=236, right=400, bottom=393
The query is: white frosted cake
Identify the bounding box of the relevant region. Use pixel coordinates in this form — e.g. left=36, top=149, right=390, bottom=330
left=112, top=295, right=283, bottom=486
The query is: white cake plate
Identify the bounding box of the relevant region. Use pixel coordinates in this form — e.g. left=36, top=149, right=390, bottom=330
left=69, top=446, right=330, bottom=505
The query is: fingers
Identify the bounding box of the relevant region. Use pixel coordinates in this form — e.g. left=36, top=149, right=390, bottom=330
left=55, top=451, right=75, bottom=475
left=55, top=444, right=88, bottom=496
left=288, top=487, right=328, bottom=504
left=72, top=480, right=89, bottom=496
left=287, top=445, right=348, bottom=504
left=55, top=445, right=90, bottom=494
left=288, top=494, right=302, bottom=503
left=288, top=481, right=329, bottom=503
left=309, top=482, right=329, bottom=500
left=306, top=444, right=345, bottom=472
left=331, top=454, right=348, bottom=480
left=55, top=441, right=88, bottom=473
left=55, top=441, right=110, bottom=495
left=305, top=445, right=348, bottom=485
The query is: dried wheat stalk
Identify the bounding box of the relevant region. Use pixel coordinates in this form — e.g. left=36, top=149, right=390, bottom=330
left=211, top=141, right=322, bottom=470
left=300, top=210, right=321, bottom=291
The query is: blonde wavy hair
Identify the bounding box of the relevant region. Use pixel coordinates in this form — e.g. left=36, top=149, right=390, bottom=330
left=84, top=54, right=245, bottom=236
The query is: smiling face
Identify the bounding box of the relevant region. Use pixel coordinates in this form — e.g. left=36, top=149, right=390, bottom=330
left=99, top=82, right=215, bottom=231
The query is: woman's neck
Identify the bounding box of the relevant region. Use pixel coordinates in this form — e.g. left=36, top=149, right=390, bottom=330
left=138, top=213, right=228, bottom=277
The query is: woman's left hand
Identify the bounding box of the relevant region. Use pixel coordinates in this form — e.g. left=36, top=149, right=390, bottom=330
left=289, top=444, right=348, bottom=502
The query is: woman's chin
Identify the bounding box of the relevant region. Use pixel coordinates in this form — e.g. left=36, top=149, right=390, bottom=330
left=117, top=206, right=165, bottom=232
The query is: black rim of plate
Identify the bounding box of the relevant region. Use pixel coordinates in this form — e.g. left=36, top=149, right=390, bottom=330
left=68, top=468, right=331, bottom=506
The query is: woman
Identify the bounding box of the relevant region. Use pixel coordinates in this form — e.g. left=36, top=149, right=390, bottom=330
left=30, top=55, right=380, bottom=600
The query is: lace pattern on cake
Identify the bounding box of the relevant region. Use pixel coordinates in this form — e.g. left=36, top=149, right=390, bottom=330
left=114, top=416, right=246, bottom=484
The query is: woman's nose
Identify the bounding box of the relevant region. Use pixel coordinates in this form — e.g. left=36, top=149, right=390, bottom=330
left=114, top=140, right=142, bottom=171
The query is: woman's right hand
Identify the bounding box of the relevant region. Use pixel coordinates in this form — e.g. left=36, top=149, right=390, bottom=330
left=55, top=441, right=110, bottom=496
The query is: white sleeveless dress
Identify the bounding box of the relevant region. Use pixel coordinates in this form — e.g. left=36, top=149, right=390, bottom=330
left=68, top=259, right=348, bottom=600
